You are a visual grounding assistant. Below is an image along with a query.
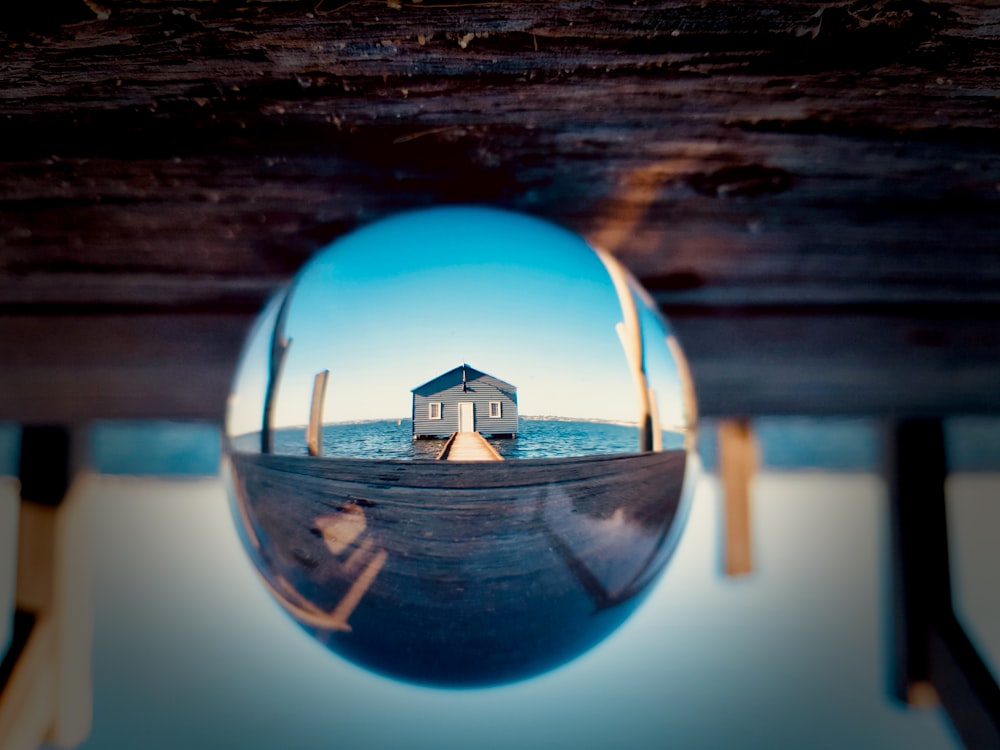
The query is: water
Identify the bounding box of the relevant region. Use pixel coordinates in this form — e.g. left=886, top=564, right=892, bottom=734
left=241, top=418, right=686, bottom=460
left=84, top=417, right=1000, bottom=476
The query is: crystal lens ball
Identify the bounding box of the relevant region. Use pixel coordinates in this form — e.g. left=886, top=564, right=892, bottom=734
left=225, top=206, right=699, bottom=687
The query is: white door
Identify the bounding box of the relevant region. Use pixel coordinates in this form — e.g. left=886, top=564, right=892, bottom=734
left=458, top=402, right=474, bottom=432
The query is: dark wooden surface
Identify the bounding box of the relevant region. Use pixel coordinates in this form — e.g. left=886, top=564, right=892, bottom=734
left=229, top=449, right=688, bottom=683
left=2, top=1, right=999, bottom=420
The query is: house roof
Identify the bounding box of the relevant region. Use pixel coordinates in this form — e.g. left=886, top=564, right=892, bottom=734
left=411, top=364, right=517, bottom=396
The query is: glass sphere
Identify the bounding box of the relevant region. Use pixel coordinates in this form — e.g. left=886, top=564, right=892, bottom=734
left=225, top=207, right=699, bottom=687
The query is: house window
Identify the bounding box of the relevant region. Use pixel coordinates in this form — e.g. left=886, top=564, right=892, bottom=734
left=428, top=402, right=442, bottom=420
left=489, top=401, right=502, bottom=418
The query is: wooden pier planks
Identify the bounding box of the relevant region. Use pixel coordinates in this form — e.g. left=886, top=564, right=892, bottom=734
left=232, top=450, right=685, bottom=494
left=437, top=432, right=504, bottom=462
left=227, top=448, right=689, bottom=679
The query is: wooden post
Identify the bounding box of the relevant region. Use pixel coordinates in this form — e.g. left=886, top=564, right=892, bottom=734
left=665, top=334, right=698, bottom=453
left=0, top=477, right=17, bottom=665
left=886, top=419, right=948, bottom=705
left=262, top=289, right=293, bottom=454
left=595, top=248, right=654, bottom=453
left=718, top=419, right=756, bottom=576
left=885, top=419, right=1000, bottom=747
left=0, top=426, right=92, bottom=750
left=307, top=370, right=329, bottom=457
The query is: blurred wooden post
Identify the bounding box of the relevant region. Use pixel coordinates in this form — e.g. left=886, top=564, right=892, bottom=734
left=718, top=419, right=757, bottom=576
left=0, top=426, right=92, bottom=750
left=0, top=477, right=17, bottom=666
left=885, top=419, right=1000, bottom=746
left=307, top=370, right=329, bottom=457
left=886, top=419, right=947, bottom=707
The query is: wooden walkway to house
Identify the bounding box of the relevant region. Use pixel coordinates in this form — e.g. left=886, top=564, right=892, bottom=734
left=435, top=431, right=504, bottom=462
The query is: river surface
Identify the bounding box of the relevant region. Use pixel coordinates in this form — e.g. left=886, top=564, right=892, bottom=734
left=253, top=418, right=686, bottom=459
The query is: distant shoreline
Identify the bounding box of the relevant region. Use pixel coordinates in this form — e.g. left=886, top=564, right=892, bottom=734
left=238, top=417, right=673, bottom=460
left=254, top=415, right=644, bottom=434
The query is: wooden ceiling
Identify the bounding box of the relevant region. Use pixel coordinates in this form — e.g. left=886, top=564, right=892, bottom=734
left=2, top=0, right=999, bottom=422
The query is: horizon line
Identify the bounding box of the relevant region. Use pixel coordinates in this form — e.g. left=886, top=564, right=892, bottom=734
left=238, top=414, right=657, bottom=436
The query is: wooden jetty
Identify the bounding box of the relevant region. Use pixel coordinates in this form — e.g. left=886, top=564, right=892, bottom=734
left=228, top=449, right=689, bottom=685
left=435, top=432, right=504, bottom=462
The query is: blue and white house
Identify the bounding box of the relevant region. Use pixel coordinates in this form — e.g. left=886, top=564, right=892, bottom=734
left=411, top=364, right=518, bottom=438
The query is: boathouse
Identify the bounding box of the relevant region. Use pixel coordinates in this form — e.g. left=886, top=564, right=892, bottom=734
left=412, top=364, right=518, bottom=438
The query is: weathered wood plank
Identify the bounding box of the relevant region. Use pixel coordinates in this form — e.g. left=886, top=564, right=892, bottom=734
left=1, top=304, right=999, bottom=421
left=672, top=304, right=1000, bottom=416
left=438, top=431, right=504, bottom=461
left=0, top=0, right=997, bottom=304
left=0, top=313, right=251, bottom=423
left=0, top=1, right=998, bottom=420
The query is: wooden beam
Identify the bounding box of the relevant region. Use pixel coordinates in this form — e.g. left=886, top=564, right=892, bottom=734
left=0, top=2, right=997, bottom=421
left=0, top=2, right=997, bottom=306
left=0, top=312, right=252, bottom=424
left=1, top=305, right=999, bottom=423
left=670, top=305, right=1000, bottom=417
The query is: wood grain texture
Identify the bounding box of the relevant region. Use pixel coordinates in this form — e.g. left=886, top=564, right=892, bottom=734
left=1, top=1, right=998, bottom=419
left=228, top=449, right=688, bottom=683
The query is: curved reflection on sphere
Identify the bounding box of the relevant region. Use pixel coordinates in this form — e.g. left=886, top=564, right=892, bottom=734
left=226, top=207, right=699, bottom=687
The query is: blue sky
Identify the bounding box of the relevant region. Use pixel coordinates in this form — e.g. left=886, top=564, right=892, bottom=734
left=228, top=207, right=686, bottom=434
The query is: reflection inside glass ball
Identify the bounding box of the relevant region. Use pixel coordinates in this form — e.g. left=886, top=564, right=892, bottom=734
left=226, top=207, right=699, bottom=687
